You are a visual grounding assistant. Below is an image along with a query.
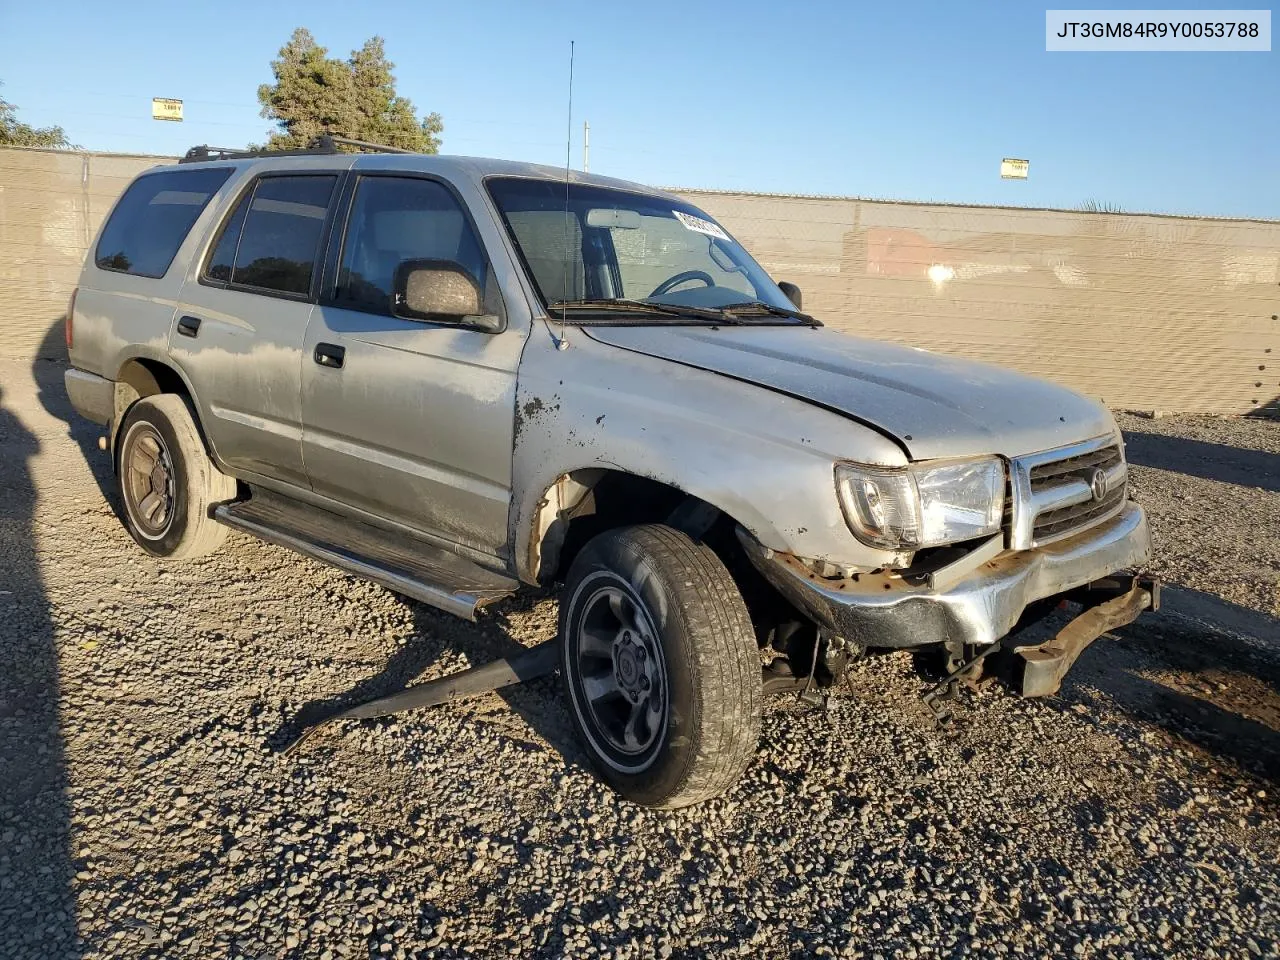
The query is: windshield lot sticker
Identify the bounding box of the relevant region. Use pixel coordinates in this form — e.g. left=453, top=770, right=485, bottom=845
left=673, top=210, right=730, bottom=241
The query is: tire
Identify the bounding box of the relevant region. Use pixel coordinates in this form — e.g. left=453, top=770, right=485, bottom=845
left=559, top=524, right=762, bottom=808
left=115, top=394, right=236, bottom=560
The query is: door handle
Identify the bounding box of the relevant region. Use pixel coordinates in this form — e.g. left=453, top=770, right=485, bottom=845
left=176, top=315, right=201, bottom=338
left=314, top=343, right=345, bottom=369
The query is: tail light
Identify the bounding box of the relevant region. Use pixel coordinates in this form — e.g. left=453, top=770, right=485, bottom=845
left=65, top=288, right=77, bottom=351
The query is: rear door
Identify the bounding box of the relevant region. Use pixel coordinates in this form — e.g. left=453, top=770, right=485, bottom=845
left=172, top=171, right=341, bottom=487
left=301, top=172, right=521, bottom=555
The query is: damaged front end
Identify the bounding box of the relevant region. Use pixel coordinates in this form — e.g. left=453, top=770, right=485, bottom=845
left=736, top=501, right=1155, bottom=703
left=916, top=574, right=1160, bottom=719
left=1008, top=574, right=1160, bottom=697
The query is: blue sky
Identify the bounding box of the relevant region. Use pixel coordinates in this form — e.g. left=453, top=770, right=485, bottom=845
left=2, top=0, right=1276, bottom=218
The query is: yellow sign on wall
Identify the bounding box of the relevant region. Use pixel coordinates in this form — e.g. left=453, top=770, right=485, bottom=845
left=1000, top=158, right=1029, bottom=180
left=151, top=98, right=184, bottom=122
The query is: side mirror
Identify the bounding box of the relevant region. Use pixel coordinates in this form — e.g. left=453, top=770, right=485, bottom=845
left=393, top=259, right=502, bottom=333
left=777, top=281, right=802, bottom=310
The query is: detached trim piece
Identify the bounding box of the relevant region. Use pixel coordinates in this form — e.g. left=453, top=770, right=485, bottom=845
left=282, top=641, right=557, bottom=757
left=926, top=534, right=1005, bottom=593
left=1013, top=576, right=1160, bottom=697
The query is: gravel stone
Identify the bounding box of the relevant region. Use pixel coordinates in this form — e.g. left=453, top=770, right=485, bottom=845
left=0, top=359, right=1277, bottom=959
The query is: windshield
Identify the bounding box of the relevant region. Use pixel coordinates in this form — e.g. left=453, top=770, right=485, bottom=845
left=486, top=177, right=801, bottom=320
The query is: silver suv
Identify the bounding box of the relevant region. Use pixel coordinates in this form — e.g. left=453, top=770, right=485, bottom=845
left=64, top=143, right=1154, bottom=808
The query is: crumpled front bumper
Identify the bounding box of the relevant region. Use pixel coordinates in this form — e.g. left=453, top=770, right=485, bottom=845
left=741, top=503, right=1151, bottom=650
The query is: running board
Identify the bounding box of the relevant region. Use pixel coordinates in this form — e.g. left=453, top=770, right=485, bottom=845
left=214, top=492, right=518, bottom=621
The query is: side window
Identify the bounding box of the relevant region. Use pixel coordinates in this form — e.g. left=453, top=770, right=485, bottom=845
left=204, top=191, right=250, bottom=282
left=336, top=176, right=487, bottom=314
left=230, top=175, right=337, bottom=295
left=95, top=167, right=232, bottom=278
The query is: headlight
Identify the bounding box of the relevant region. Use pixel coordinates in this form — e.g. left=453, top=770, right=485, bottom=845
left=835, top=457, right=1005, bottom=549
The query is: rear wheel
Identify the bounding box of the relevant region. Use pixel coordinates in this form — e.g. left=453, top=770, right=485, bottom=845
left=560, top=524, right=761, bottom=808
left=116, top=395, right=236, bottom=560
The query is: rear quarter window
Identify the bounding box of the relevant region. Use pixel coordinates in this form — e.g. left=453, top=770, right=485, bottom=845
left=95, top=167, right=232, bottom=278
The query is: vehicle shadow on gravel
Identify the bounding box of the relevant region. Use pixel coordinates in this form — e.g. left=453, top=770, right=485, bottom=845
left=0, top=383, right=83, bottom=957
left=32, top=317, right=118, bottom=511
left=1123, top=430, right=1280, bottom=493
left=276, top=590, right=586, bottom=769
left=1064, top=603, right=1280, bottom=784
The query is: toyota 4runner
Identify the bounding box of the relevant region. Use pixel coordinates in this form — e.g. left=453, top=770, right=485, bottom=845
left=63, top=142, right=1154, bottom=808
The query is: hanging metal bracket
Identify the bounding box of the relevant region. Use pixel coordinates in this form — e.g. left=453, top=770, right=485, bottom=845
left=282, top=641, right=558, bottom=756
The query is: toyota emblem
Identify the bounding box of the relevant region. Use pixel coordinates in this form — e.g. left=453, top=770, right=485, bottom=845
left=1090, top=468, right=1108, bottom=502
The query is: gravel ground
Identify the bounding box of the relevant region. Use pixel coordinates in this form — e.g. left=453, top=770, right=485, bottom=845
left=1, top=357, right=1277, bottom=960
left=1116, top=411, right=1280, bottom=618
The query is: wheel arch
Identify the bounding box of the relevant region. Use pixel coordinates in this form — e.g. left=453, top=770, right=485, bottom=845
left=524, top=467, right=747, bottom=586
left=111, top=356, right=215, bottom=469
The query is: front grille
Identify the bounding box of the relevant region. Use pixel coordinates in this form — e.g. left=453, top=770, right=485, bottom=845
left=1029, top=445, right=1122, bottom=483
left=1034, top=484, right=1127, bottom=540
left=1029, top=443, right=1126, bottom=543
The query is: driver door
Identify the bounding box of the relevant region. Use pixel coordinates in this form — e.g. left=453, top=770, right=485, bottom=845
left=300, top=173, right=520, bottom=557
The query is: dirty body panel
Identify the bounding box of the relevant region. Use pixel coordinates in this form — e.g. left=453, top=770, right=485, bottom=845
left=581, top=325, right=1117, bottom=462
left=298, top=159, right=536, bottom=556
left=508, top=325, right=909, bottom=584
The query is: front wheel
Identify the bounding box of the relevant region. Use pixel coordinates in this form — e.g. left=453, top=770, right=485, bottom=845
left=559, top=524, right=762, bottom=808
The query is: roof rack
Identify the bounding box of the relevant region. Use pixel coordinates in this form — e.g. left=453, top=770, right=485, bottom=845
left=319, top=135, right=411, bottom=155
left=180, top=134, right=411, bottom=164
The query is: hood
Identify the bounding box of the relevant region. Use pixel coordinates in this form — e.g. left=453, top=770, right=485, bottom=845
left=583, top=326, right=1115, bottom=461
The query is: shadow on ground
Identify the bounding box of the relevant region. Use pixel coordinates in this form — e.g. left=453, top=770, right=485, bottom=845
left=1251, top=393, right=1280, bottom=420
left=273, top=591, right=585, bottom=771
left=1124, top=430, right=1280, bottom=493
left=1063, top=586, right=1280, bottom=784
left=0, top=343, right=83, bottom=954
left=32, top=318, right=117, bottom=509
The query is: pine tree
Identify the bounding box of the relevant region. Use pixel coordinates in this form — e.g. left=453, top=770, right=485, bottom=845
left=257, top=29, right=442, bottom=153
left=0, top=82, right=73, bottom=148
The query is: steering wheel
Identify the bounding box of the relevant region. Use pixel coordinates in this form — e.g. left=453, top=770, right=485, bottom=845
left=649, top=270, right=716, bottom=298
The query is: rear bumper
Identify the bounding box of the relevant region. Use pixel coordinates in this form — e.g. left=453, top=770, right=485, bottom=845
left=742, top=503, right=1151, bottom=650
left=64, top=368, right=113, bottom=426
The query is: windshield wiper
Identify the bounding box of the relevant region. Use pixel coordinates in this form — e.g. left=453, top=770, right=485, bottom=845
left=548, top=298, right=743, bottom=324
left=548, top=297, right=820, bottom=328
left=716, top=301, right=822, bottom=327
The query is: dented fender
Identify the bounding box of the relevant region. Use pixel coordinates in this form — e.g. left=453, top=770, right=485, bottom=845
left=509, top=327, right=908, bottom=583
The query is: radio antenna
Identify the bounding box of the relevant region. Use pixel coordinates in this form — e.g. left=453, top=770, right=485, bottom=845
left=554, top=40, right=575, bottom=350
